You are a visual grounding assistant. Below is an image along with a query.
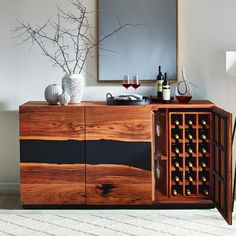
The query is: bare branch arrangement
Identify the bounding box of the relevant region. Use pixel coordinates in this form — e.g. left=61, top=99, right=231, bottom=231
left=14, top=0, right=134, bottom=75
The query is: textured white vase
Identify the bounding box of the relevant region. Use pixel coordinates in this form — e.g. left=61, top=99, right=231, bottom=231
left=44, top=84, right=63, bottom=105
left=62, top=74, right=85, bottom=104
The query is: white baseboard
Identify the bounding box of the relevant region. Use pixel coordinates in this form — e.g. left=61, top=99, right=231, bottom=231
left=0, top=183, right=19, bottom=195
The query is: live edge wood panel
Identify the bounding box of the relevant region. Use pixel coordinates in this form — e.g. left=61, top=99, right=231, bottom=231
left=19, top=104, right=85, bottom=205
left=85, top=106, right=152, bottom=205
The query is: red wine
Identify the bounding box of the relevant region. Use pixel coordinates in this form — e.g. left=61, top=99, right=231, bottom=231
left=162, top=73, right=170, bottom=103
left=122, top=83, right=131, bottom=89
left=131, top=83, right=140, bottom=89
left=176, top=96, right=192, bottom=104
left=156, top=66, right=164, bottom=98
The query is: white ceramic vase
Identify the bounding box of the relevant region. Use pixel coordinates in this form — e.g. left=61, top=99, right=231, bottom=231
left=62, top=74, right=85, bottom=104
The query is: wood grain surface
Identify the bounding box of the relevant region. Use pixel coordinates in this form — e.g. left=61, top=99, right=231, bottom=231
left=20, top=163, right=85, bottom=205
left=21, top=100, right=215, bottom=108
left=19, top=106, right=84, bottom=140
left=212, top=106, right=232, bottom=225
left=86, top=164, right=152, bottom=205
left=85, top=106, right=152, bottom=142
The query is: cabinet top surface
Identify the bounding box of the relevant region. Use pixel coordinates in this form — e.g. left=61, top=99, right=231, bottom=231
left=20, top=100, right=215, bottom=109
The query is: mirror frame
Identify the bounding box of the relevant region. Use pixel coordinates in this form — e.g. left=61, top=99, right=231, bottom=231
left=96, top=0, right=179, bottom=83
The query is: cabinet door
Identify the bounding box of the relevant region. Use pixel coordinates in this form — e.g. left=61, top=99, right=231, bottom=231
left=212, top=107, right=232, bottom=224
left=86, top=106, right=152, bottom=205
left=20, top=105, right=85, bottom=205
left=154, top=109, right=169, bottom=201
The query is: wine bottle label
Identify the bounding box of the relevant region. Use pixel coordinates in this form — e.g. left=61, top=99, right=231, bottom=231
left=188, top=134, right=193, bottom=139
left=188, top=120, right=193, bottom=125
left=202, top=120, right=207, bottom=125
left=162, top=88, right=170, bottom=101
left=188, top=177, right=193, bottom=182
left=157, top=80, right=163, bottom=92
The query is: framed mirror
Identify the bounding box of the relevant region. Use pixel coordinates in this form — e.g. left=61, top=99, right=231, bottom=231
left=97, top=0, right=178, bottom=83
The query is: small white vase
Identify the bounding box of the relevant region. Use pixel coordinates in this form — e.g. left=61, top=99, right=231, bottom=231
left=59, top=92, right=70, bottom=105
left=62, top=74, right=85, bottom=104
left=44, top=84, right=63, bottom=105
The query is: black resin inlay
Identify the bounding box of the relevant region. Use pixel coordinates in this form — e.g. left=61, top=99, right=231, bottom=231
left=20, top=140, right=85, bottom=164
left=86, top=140, right=151, bottom=171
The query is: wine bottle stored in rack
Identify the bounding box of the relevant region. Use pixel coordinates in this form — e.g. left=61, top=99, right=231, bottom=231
left=186, top=171, right=194, bottom=183
left=172, top=156, right=181, bottom=169
left=199, top=129, right=207, bottom=140
left=169, top=112, right=211, bottom=199
left=185, top=129, right=195, bottom=141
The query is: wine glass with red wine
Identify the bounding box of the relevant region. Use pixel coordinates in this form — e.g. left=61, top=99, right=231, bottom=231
left=130, top=75, right=140, bottom=89
left=122, top=75, right=130, bottom=89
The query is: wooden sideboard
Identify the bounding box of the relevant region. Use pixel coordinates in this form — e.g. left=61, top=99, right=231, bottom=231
left=19, top=101, right=232, bottom=224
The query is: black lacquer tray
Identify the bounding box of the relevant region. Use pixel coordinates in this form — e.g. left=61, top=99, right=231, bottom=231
left=106, top=93, right=151, bottom=105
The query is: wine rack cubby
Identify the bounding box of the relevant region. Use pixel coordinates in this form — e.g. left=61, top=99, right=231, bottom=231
left=169, top=112, right=212, bottom=199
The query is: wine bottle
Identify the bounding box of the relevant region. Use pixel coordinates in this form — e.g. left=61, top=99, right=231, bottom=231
left=173, top=117, right=182, bottom=127
left=173, top=145, right=180, bottom=154
left=172, top=157, right=180, bottom=168
left=186, top=188, right=192, bottom=196
left=200, top=161, right=207, bottom=168
left=199, top=143, right=208, bottom=155
left=187, top=119, right=193, bottom=126
left=156, top=66, right=164, bottom=98
left=162, top=73, right=171, bottom=104
left=199, top=130, right=207, bottom=140
left=203, top=189, right=209, bottom=196
left=174, top=134, right=180, bottom=140
left=173, top=130, right=181, bottom=141
left=201, top=120, right=207, bottom=126
left=186, top=129, right=194, bottom=141
left=173, top=173, right=180, bottom=182
left=172, top=186, right=180, bottom=196
left=172, top=188, right=178, bottom=196
left=201, top=175, right=207, bottom=183
left=186, top=171, right=193, bottom=183
left=186, top=143, right=194, bottom=154
left=186, top=160, right=193, bottom=168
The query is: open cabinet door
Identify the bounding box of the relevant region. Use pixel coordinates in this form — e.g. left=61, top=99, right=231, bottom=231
left=212, top=107, right=232, bottom=224
left=154, top=109, right=169, bottom=201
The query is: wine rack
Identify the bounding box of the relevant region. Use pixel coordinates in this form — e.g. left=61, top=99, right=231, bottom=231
left=169, top=112, right=211, bottom=198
